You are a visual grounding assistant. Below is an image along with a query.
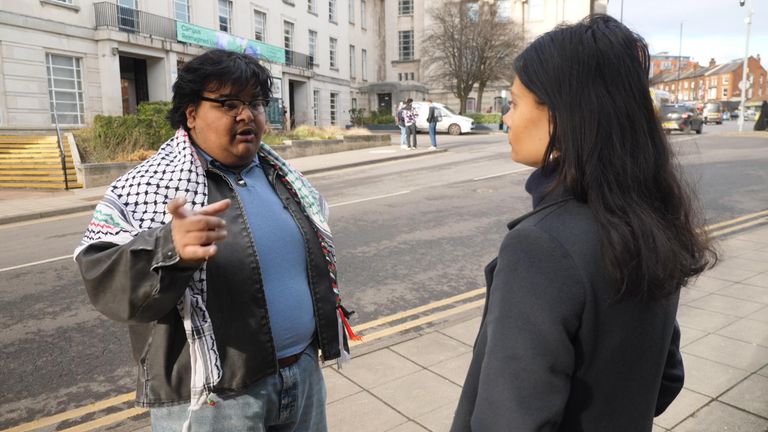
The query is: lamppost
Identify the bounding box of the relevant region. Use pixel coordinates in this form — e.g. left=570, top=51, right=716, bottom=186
left=738, top=0, right=753, bottom=132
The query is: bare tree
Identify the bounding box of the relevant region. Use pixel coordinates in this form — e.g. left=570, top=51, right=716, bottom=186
left=422, top=1, right=523, bottom=114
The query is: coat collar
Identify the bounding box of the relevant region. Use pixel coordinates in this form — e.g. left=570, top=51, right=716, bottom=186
left=506, top=186, right=574, bottom=231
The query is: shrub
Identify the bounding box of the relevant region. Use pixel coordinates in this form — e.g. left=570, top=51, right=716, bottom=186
left=75, top=102, right=175, bottom=163
left=466, top=112, right=501, bottom=124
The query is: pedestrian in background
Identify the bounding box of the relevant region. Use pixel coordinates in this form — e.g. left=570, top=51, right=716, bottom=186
left=754, top=100, right=768, bottom=131
left=75, top=49, right=355, bottom=432
left=402, top=98, right=419, bottom=149
left=395, top=100, right=408, bottom=149
left=500, top=99, right=510, bottom=133
left=451, top=15, right=716, bottom=432
left=426, top=99, right=441, bottom=149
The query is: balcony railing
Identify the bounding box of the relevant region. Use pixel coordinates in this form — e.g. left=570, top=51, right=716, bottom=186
left=94, top=2, right=177, bottom=40
left=94, top=2, right=312, bottom=70
left=285, top=50, right=312, bottom=70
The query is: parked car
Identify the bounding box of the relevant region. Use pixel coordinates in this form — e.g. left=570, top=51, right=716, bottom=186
left=411, top=102, right=475, bottom=135
left=702, top=102, right=723, bottom=125
left=661, top=104, right=704, bottom=134
left=745, top=109, right=757, bottom=121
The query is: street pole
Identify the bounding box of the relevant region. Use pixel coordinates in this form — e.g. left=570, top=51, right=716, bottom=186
left=738, top=0, right=753, bottom=132
left=620, top=0, right=624, bottom=23
left=675, top=21, right=683, bottom=103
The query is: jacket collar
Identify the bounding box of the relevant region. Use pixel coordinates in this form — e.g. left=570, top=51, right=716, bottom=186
left=506, top=186, right=574, bottom=231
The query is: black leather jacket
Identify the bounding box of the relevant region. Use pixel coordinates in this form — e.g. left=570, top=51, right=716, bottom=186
left=76, top=155, right=343, bottom=407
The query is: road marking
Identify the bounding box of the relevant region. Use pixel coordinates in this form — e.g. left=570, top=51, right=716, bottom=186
left=0, top=255, right=71, bottom=273
left=709, top=217, right=768, bottom=237
left=472, top=167, right=533, bottom=181
left=4, top=392, right=136, bottom=432
left=350, top=299, right=485, bottom=346
left=354, top=288, right=485, bottom=332
left=329, top=190, right=411, bottom=207
left=705, top=209, right=768, bottom=231
left=57, top=408, right=147, bottom=432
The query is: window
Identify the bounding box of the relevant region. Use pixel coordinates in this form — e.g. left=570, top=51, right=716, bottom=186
left=684, top=81, right=688, bottom=89
left=399, top=30, right=414, bottom=61
left=329, top=0, right=337, bottom=22
left=308, top=0, right=316, bottom=14
left=527, top=0, right=544, bottom=21
left=50, top=0, right=73, bottom=3
left=284, top=21, right=294, bottom=51
left=329, top=37, right=338, bottom=69
left=218, top=0, right=232, bottom=33
left=313, top=90, right=320, bottom=126
left=722, top=87, right=728, bottom=98
left=497, top=0, right=512, bottom=21
left=350, top=45, right=356, bottom=79
left=722, top=75, right=729, bottom=85
left=399, top=0, right=413, bottom=15
left=351, top=98, right=357, bottom=109
left=349, top=0, right=355, bottom=23
left=361, top=49, right=368, bottom=81
left=330, top=92, right=338, bottom=125
left=174, top=0, right=190, bottom=22
left=46, top=53, right=84, bottom=125
left=361, top=0, right=367, bottom=29
left=254, top=10, right=266, bottom=41
left=308, top=30, right=318, bottom=65
left=467, top=97, right=477, bottom=113
left=117, top=0, right=138, bottom=31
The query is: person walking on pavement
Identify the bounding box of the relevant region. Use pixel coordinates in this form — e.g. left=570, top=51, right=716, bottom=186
left=754, top=100, right=768, bottom=131
left=75, top=49, right=357, bottom=432
left=426, top=99, right=441, bottom=149
left=500, top=99, right=511, bottom=133
left=395, top=100, right=408, bottom=149
left=402, top=98, right=419, bottom=149
left=451, top=15, right=717, bottom=432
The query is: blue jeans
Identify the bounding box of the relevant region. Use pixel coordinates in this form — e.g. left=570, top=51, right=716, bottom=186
left=398, top=125, right=407, bottom=146
left=428, top=123, right=437, bottom=147
left=150, top=345, right=327, bottom=432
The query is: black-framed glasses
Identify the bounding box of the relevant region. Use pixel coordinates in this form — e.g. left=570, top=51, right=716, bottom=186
left=200, top=96, right=270, bottom=117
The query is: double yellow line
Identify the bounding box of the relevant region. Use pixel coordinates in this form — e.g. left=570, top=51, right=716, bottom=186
left=6, top=210, right=767, bottom=432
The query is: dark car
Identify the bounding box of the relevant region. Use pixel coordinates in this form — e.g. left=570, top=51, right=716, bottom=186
left=661, top=104, right=704, bottom=134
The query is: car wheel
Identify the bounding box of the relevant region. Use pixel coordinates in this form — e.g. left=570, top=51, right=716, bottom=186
left=448, top=124, right=462, bottom=135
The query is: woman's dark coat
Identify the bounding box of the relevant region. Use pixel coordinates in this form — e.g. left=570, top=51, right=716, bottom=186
left=450, top=188, right=684, bottom=432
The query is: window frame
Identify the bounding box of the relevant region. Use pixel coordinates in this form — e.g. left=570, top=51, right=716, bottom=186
left=398, top=0, right=413, bottom=16
left=398, top=30, right=414, bottom=61
left=46, top=52, right=85, bottom=126
left=218, top=0, right=232, bottom=33
left=253, top=9, right=267, bottom=41
left=329, top=37, right=338, bottom=69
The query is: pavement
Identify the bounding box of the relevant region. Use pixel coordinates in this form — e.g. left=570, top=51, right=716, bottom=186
left=0, top=142, right=447, bottom=225
left=3, top=139, right=768, bottom=431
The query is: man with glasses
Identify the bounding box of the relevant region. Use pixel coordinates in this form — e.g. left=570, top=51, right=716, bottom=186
left=75, top=49, right=353, bottom=431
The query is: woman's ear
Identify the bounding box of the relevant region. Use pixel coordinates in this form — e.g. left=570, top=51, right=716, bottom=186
left=185, top=104, right=197, bottom=129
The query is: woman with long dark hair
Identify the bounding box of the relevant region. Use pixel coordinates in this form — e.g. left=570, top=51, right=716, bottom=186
left=451, top=15, right=716, bottom=431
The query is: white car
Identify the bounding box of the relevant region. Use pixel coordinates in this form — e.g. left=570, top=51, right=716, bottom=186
left=411, top=102, right=475, bottom=135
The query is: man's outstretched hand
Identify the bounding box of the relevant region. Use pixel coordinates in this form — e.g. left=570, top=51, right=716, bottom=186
left=167, top=197, right=231, bottom=263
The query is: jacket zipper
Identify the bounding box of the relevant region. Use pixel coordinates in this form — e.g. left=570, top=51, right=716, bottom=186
left=208, top=167, right=281, bottom=372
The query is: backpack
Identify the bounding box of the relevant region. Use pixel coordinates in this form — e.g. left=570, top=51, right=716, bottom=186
left=396, top=109, right=405, bottom=125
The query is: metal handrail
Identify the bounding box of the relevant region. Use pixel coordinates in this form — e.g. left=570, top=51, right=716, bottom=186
left=94, top=2, right=177, bottom=40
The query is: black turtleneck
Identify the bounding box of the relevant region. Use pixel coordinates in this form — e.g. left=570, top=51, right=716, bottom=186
left=524, top=161, right=560, bottom=209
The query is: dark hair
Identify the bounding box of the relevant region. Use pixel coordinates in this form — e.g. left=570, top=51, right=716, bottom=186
left=168, top=49, right=273, bottom=130
left=514, top=15, right=716, bottom=300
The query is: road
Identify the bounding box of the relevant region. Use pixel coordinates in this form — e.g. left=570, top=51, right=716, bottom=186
left=1, top=121, right=767, bottom=429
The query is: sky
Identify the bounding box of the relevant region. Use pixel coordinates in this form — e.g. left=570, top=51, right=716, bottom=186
left=605, top=0, right=768, bottom=66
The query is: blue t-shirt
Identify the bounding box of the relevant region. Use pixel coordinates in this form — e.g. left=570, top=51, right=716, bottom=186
left=198, top=149, right=316, bottom=358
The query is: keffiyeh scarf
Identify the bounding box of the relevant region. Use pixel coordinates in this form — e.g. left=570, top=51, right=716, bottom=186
left=76, top=128, right=352, bottom=423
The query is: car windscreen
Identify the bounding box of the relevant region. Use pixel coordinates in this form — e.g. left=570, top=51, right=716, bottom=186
left=661, top=106, right=684, bottom=115
left=704, top=103, right=721, bottom=112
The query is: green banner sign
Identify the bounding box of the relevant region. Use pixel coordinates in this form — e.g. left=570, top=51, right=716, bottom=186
left=176, top=22, right=285, bottom=64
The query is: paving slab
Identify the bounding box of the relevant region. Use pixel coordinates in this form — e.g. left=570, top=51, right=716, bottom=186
left=688, top=294, right=765, bottom=317
left=654, top=388, right=711, bottom=430
left=683, top=334, right=768, bottom=372
left=336, top=348, right=423, bottom=390
left=680, top=353, right=751, bottom=397
left=671, top=401, right=768, bottom=432
left=390, top=332, right=471, bottom=368
left=326, top=391, right=408, bottom=432
left=677, top=305, right=739, bottom=332
left=716, top=283, right=768, bottom=304
left=720, top=374, right=768, bottom=418
left=369, top=370, right=461, bottom=419
left=438, top=316, right=482, bottom=346
left=716, top=318, right=768, bottom=348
